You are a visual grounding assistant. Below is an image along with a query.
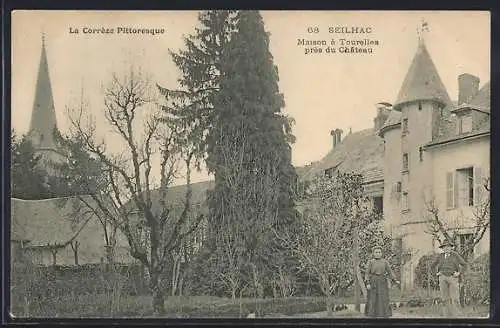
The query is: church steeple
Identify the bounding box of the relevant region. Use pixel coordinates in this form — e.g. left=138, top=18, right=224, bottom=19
left=28, top=33, right=58, bottom=149
left=392, top=20, right=451, bottom=111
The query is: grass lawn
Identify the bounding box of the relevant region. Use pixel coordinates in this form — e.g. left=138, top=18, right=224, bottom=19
left=292, top=304, right=489, bottom=319
left=394, top=304, right=489, bottom=318
left=11, top=293, right=490, bottom=319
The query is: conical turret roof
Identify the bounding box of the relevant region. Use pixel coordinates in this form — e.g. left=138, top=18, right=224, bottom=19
left=28, top=36, right=58, bottom=149
left=393, top=42, right=451, bottom=111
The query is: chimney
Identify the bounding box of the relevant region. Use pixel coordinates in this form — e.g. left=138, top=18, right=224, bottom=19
left=330, top=129, right=337, bottom=149
left=373, top=102, right=392, bottom=131
left=336, top=129, right=343, bottom=144
left=330, top=129, right=343, bottom=150
left=458, top=73, right=480, bottom=105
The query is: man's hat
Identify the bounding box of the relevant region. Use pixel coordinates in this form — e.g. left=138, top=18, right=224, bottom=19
left=439, top=239, right=455, bottom=248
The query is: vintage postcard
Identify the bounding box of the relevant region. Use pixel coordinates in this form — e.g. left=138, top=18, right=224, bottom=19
left=10, top=10, right=490, bottom=319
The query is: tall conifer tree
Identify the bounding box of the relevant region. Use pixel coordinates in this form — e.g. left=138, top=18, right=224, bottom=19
left=208, top=11, right=298, bottom=295
left=163, top=11, right=299, bottom=296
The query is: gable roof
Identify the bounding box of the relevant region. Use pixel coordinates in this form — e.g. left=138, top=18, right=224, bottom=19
left=393, top=43, right=451, bottom=111
left=300, top=129, right=384, bottom=183
left=11, top=196, right=97, bottom=246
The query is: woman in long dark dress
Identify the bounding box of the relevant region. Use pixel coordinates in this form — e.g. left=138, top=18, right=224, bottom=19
left=364, top=246, right=400, bottom=318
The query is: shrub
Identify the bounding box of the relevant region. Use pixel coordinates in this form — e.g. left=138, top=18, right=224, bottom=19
left=10, top=262, right=148, bottom=317
left=414, top=253, right=440, bottom=290
left=463, top=253, right=490, bottom=305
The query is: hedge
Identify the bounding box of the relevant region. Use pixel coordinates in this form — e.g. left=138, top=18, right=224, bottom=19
left=11, top=263, right=148, bottom=303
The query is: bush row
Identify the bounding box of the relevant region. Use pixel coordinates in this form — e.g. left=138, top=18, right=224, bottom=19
left=11, top=262, right=149, bottom=300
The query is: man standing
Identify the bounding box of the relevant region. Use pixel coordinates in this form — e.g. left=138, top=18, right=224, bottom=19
left=432, top=239, right=467, bottom=317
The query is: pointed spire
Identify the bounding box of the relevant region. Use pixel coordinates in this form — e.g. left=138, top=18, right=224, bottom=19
left=417, top=18, right=429, bottom=46
left=393, top=22, right=450, bottom=111
left=28, top=34, right=58, bottom=149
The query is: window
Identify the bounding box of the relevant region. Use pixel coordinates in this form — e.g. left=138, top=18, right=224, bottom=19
left=419, top=147, right=423, bottom=161
left=457, top=114, right=473, bottom=134
left=418, top=102, right=422, bottom=111
left=457, top=233, right=474, bottom=259
left=402, top=153, right=409, bottom=172
left=402, top=192, right=409, bottom=212
left=373, top=196, right=383, bottom=216
left=402, top=118, right=409, bottom=135
left=446, top=166, right=483, bottom=209
left=456, top=167, right=474, bottom=207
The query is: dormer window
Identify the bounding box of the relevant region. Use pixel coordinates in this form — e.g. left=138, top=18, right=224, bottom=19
left=457, top=114, right=473, bottom=134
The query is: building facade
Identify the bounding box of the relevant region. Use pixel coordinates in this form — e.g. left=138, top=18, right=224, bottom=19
left=304, top=37, right=490, bottom=289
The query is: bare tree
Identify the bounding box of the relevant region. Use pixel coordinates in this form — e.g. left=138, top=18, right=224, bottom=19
left=276, top=172, right=376, bottom=315
left=65, top=67, right=203, bottom=314
left=423, top=175, right=490, bottom=306
left=424, top=175, right=490, bottom=260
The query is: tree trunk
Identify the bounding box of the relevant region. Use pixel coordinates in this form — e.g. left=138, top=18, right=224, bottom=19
left=232, top=286, right=237, bottom=300
left=110, top=264, right=123, bottom=317
left=178, top=273, right=184, bottom=297
left=353, top=229, right=361, bottom=312
left=326, top=294, right=334, bottom=316
left=152, top=288, right=166, bottom=315
left=150, top=272, right=166, bottom=315
left=355, top=265, right=367, bottom=296
left=239, top=287, right=245, bottom=318
left=426, top=262, right=431, bottom=297
left=272, top=280, right=278, bottom=298
left=171, top=257, right=179, bottom=296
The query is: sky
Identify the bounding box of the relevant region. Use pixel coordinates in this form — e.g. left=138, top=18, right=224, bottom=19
left=11, top=10, right=490, bottom=184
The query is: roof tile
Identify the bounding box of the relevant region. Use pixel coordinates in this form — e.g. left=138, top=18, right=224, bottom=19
left=393, top=43, right=451, bottom=111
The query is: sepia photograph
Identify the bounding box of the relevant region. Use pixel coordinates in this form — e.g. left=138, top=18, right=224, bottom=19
left=10, top=10, right=490, bottom=319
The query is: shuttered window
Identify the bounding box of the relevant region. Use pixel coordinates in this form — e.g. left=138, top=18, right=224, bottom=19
left=474, top=166, right=485, bottom=206
left=448, top=166, right=485, bottom=208
left=456, top=168, right=473, bottom=207
left=446, top=171, right=454, bottom=209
